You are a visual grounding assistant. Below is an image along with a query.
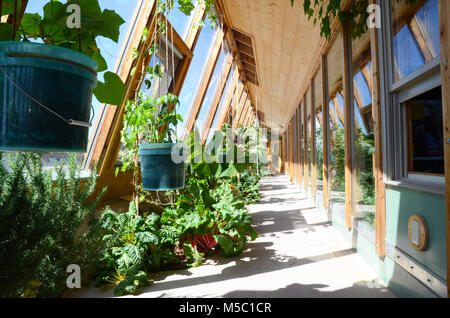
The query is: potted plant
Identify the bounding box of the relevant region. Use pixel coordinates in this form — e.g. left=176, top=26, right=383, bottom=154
left=119, top=91, right=184, bottom=195
left=0, top=0, right=126, bottom=152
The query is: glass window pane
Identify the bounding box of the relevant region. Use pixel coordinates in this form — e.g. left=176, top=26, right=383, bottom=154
left=163, top=0, right=197, bottom=40
left=177, top=17, right=218, bottom=137
left=315, top=113, right=323, bottom=183
left=327, top=32, right=345, bottom=205
left=406, top=86, right=444, bottom=175
left=354, top=71, right=372, bottom=108
left=208, top=66, right=235, bottom=141
left=195, top=44, right=229, bottom=136
left=392, top=0, right=440, bottom=81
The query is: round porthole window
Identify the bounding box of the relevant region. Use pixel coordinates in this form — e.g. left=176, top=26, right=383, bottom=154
left=408, top=215, right=429, bottom=252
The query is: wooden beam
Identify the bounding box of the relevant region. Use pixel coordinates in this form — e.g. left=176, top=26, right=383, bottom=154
left=186, top=27, right=226, bottom=132
left=322, top=55, right=329, bottom=209
left=298, top=105, right=303, bottom=185
left=294, top=110, right=298, bottom=184
left=438, top=0, right=449, bottom=295
left=202, top=54, right=233, bottom=144
left=343, top=22, right=353, bottom=230
left=303, top=95, right=308, bottom=191
left=97, top=1, right=158, bottom=174
left=217, top=1, right=254, bottom=103
left=289, top=121, right=294, bottom=182
left=369, top=0, right=386, bottom=257
left=86, top=0, right=152, bottom=170
left=311, top=79, right=317, bottom=198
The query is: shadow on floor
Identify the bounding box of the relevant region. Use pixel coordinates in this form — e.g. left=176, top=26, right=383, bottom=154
left=222, top=281, right=393, bottom=298
left=132, top=241, right=357, bottom=297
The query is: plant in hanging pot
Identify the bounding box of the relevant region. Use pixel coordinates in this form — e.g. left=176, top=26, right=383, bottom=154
left=118, top=91, right=185, bottom=196
left=0, top=0, right=126, bottom=152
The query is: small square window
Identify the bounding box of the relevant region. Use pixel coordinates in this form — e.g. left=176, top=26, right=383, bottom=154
left=406, top=86, right=444, bottom=176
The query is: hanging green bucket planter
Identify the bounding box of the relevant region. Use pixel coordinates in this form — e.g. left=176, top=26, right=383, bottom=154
left=0, top=42, right=97, bottom=152
left=139, top=143, right=186, bottom=191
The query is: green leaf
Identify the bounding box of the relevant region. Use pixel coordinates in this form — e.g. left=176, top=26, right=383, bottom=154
left=183, top=242, right=204, bottom=267
left=91, top=49, right=107, bottom=72
left=135, top=231, right=159, bottom=245
left=93, top=71, right=126, bottom=106
left=20, top=13, right=42, bottom=38
left=0, top=23, right=12, bottom=41
left=99, top=9, right=125, bottom=43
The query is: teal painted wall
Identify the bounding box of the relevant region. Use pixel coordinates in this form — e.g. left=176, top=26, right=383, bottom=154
left=316, top=195, right=441, bottom=298
left=385, top=185, right=447, bottom=280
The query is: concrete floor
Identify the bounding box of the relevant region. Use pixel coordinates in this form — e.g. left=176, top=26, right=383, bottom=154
left=71, top=175, right=395, bottom=298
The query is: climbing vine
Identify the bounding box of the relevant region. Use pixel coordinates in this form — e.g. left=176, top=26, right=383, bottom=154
left=291, top=0, right=420, bottom=39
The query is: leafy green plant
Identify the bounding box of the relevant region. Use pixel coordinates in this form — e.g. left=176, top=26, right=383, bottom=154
left=95, top=201, right=181, bottom=296
left=355, top=127, right=375, bottom=206
left=0, top=153, right=106, bottom=298
left=330, top=124, right=345, bottom=193
left=0, top=0, right=127, bottom=106
left=235, top=168, right=262, bottom=205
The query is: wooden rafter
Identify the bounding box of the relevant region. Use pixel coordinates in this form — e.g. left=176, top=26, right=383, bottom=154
left=216, top=0, right=256, bottom=107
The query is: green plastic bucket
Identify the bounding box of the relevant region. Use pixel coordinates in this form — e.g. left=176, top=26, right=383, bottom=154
left=139, top=143, right=186, bottom=191
left=0, top=42, right=97, bottom=152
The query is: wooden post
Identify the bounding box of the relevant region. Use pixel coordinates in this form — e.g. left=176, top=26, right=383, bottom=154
left=438, top=0, right=450, bottom=297
left=311, top=79, right=317, bottom=198
left=289, top=121, right=294, bottom=182
left=298, top=104, right=303, bottom=186
left=343, top=22, right=353, bottom=230
left=369, top=0, right=386, bottom=257
left=295, top=109, right=299, bottom=184
left=322, top=55, right=329, bottom=209
left=303, top=94, right=309, bottom=191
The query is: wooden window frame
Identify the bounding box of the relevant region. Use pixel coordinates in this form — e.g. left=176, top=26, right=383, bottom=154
left=379, top=0, right=444, bottom=194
